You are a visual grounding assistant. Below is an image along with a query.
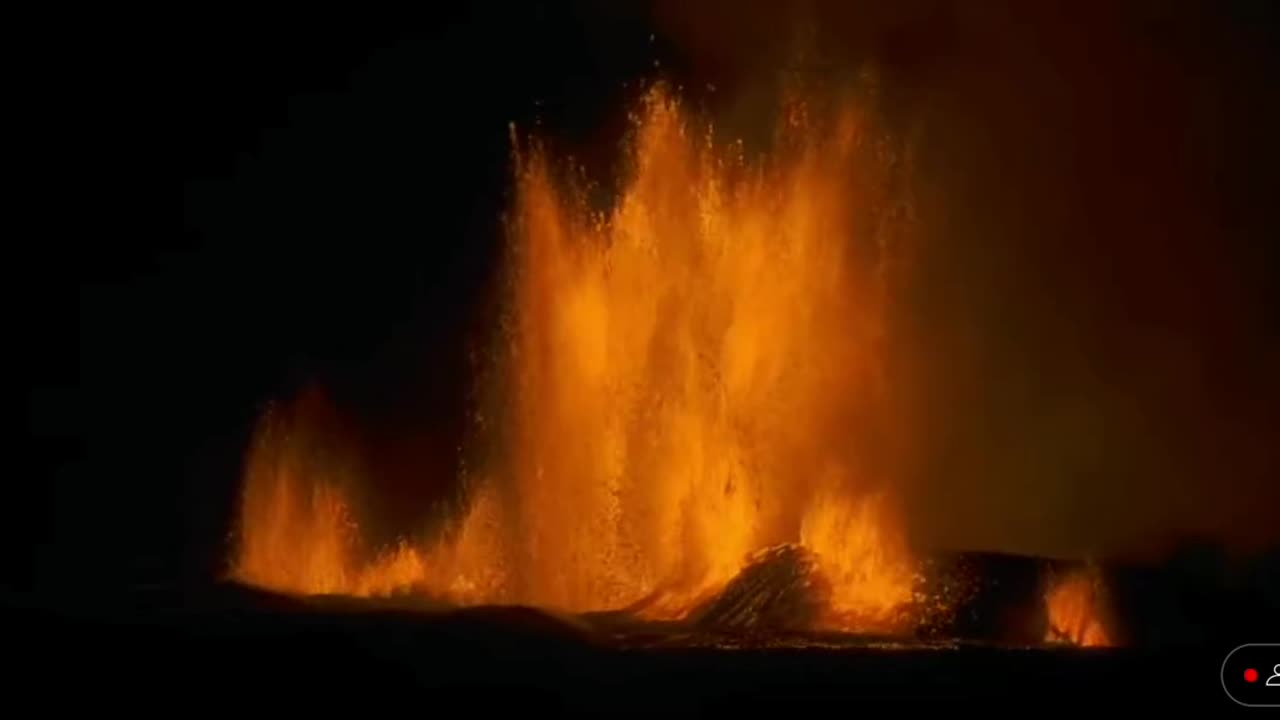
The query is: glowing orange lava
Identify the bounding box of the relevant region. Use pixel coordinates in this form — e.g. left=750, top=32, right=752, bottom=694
left=232, top=83, right=918, bottom=632
left=1044, top=569, right=1112, bottom=647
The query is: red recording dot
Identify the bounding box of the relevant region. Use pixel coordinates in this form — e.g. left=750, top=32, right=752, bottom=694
left=1245, top=668, right=1259, bottom=683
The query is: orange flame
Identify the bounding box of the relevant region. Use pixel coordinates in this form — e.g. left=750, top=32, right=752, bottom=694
left=232, top=396, right=359, bottom=596
left=1044, top=569, right=1112, bottom=647
left=232, top=83, right=917, bottom=632
left=801, top=481, right=917, bottom=631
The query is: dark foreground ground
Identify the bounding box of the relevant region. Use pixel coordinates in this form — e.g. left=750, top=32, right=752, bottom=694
left=3, top=575, right=1271, bottom=713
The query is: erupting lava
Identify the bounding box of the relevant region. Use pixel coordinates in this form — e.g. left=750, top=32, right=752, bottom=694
left=233, top=83, right=919, bottom=633
left=1044, top=568, right=1112, bottom=647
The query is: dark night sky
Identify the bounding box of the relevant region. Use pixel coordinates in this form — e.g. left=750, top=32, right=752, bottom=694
left=20, top=1, right=1280, bottom=596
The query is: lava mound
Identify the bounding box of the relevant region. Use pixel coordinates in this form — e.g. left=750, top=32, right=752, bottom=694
left=688, top=543, right=831, bottom=632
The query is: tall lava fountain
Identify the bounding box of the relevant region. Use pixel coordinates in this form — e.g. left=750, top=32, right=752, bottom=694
left=232, top=82, right=921, bottom=634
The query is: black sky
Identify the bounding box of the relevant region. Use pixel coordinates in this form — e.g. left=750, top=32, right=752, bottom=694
left=20, top=1, right=1280, bottom=596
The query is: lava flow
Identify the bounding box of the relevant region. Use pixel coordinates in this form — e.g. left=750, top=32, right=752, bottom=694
left=232, top=82, right=920, bottom=634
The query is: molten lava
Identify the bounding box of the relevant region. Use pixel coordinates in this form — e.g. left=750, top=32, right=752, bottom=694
left=1044, top=568, right=1112, bottom=647
left=232, top=83, right=919, bottom=633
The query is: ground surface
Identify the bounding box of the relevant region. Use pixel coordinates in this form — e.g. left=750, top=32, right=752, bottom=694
left=4, top=578, right=1263, bottom=712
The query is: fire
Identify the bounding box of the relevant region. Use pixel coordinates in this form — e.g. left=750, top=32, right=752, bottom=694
left=232, top=395, right=359, bottom=596
left=232, top=82, right=918, bottom=632
left=1044, top=568, right=1112, bottom=647
left=801, top=483, right=917, bottom=631
left=231, top=393, right=512, bottom=603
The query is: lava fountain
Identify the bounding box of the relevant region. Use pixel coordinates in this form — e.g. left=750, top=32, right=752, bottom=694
left=1044, top=567, right=1112, bottom=647
left=232, top=82, right=921, bottom=634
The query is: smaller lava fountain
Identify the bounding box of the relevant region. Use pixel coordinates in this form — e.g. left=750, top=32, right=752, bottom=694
left=1044, top=567, right=1113, bottom=647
